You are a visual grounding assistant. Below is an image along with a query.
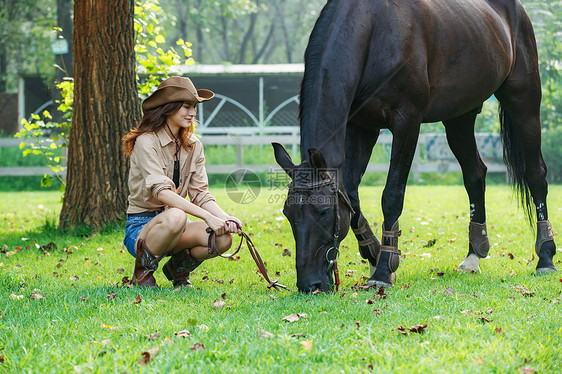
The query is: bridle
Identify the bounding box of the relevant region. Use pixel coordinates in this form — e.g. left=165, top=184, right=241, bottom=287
left=289, top=178, right=355, bottom=291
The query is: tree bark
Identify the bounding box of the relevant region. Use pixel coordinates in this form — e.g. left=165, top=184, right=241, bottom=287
left=59, top=0, right=140, bottom=230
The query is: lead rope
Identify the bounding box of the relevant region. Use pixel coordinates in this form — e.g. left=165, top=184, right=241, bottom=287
left=207, top=221, right=291, bottom=291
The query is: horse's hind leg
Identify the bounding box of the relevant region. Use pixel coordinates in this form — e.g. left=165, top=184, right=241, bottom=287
left=344, top=125, right=381, bottom=274
left=443, top=106, right=490, bottom=273
left=494, top=23, right=557, bottom=273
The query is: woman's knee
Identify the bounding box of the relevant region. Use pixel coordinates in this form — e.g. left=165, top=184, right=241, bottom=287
left=215, top=233, right=233, bottom=253
left=160, top=208, right=187, bottom=234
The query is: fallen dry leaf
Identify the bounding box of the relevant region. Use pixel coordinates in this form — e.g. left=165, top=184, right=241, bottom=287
left=138, top=347, right=159, bottom=365
left=508, top=253, right=515, bottom=260
left=300, top=340, right=313, bottom=350
left=409, top=323, right=428, bottom=334
left=282, top=249, right=291, bottom=256
left=191, top=343, right=206, bottom=351
left=510, top=285, right=535, bottom=297
left=145, top=332, right=160, bottom=340
left=517, top=367, right=534, bottom=374
left=258, top=329, right=275, bottom=339
left=30, top=293, right=44, bottom=300
left=212, top=299, right=226, bottom=309
left=197, top=324, right=210, bottom=332
left=495, top=327, right=503, bottom=334
left=80, top=297, right=88, bottom=302
left=509, top=269, right=517, bottom=276
left=444, top=287, right=455, bottom=297
left=9, top=293, right=23, bottom=300
left=131, top=294, right=143, bottom=304
left=175, top=329, right=191, bottom=338
left=107, top=293, right=117, bottom=299
left=291, top=333, right=306, bottom=338
left=100, top=323, right=119, bottom=330
left=373, top=309, right=383, bottom=315
left=398, top=323, right=428, bottom=335
left=70, top=275, right=79, bottom=281
left=282, top=313, right=308, bottom=322
left=478, top=317, right=493, bottom=323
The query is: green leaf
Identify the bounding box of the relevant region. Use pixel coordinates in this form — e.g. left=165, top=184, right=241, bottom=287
left=41, top=175, right=52, bottom=188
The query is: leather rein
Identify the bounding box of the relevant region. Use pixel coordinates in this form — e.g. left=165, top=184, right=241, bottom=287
left=207, top=221, right=290, bottom=291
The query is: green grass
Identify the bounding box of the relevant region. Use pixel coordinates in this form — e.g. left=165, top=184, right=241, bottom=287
left=1, top=186, right=561, bottom=373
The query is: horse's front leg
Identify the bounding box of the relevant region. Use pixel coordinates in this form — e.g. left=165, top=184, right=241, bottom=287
left=443, top=107, right=489, bottom=273
left=369, top=109, right=422, bottom=288
left=344, top=125, right=380, bottom=274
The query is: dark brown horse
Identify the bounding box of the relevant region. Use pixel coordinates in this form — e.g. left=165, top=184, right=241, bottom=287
left=273, top=0, right=557, bottom=292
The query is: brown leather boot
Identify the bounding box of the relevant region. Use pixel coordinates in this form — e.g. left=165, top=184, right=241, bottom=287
left=132, top=238, right=161, bottom=287
left=162, top=248, right=203, bottom=287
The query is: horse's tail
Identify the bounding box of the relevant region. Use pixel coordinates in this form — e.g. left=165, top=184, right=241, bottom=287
left=499, top=104, right=533, bottom=224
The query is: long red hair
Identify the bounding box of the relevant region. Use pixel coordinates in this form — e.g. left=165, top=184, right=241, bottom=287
left=123, top=101, right=196, bottom=156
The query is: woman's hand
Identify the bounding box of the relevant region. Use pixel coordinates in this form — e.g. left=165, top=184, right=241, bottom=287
left=204, top=215, right=229, bottom=236
left=225, top=216, right=243, bottom=235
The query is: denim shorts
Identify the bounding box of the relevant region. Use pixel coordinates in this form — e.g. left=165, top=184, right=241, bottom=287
left=123, top=213, right=159, bottom=257
left=123, top=210, right=190, bottom=257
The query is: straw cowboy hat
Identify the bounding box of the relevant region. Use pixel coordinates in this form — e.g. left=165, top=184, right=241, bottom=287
left=142, top=76, right=214, bottom=113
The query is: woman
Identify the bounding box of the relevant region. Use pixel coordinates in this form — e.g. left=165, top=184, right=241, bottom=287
left=122, top=76, right=241, bottom=288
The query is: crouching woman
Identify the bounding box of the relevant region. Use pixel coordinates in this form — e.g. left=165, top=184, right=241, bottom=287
left=122, top=76, right=241, bottom=287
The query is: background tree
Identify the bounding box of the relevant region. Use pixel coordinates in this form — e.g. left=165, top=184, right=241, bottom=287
left=0, top=0, right=55, bottom=92
left=161, top=0, right=325, bottom=64
left=59, top=0, right=140, bottom=229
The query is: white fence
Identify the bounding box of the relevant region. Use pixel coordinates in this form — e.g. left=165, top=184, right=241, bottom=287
left=0, top=133, right=506, bottom=181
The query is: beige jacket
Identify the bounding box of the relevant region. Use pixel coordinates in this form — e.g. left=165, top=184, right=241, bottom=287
left=126, top=127, right=215, bottom=214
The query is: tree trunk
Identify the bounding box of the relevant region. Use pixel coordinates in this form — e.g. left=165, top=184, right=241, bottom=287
left=220, top=15, right=230, bottom=62
left=238, top=0, right=259, bottom=64
left=176, top=0, right=188, bottom=41
left=59, top=0, right=140, bottom=230
left=195, top=0, right=204, bottom=63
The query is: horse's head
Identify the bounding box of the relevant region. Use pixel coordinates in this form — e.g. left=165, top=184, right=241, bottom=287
left=272, top=143, right=354, bottom=293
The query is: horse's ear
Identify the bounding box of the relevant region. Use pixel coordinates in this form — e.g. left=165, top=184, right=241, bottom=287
left=308, top=148, right=327, bottom=169
left=272, top=142, right=294, bottom=177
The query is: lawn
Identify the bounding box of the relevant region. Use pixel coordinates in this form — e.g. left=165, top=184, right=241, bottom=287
left=0, top=185, right=561, bottom=373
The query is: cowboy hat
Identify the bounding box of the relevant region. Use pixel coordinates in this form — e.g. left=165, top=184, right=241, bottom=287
left=142, top=76, right=214, bottom=113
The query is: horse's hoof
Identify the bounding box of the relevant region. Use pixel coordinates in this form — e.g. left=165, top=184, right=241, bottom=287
left=366, top=272, right=395, bottom=288
left=366, top=280, right=393, bottom=288
left=535, top=266, right=558, bottom=275
left=458, top=254, right=481, bottom=273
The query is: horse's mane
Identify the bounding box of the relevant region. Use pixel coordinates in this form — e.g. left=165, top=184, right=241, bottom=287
left=299, top=0, right=340, bottom=124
